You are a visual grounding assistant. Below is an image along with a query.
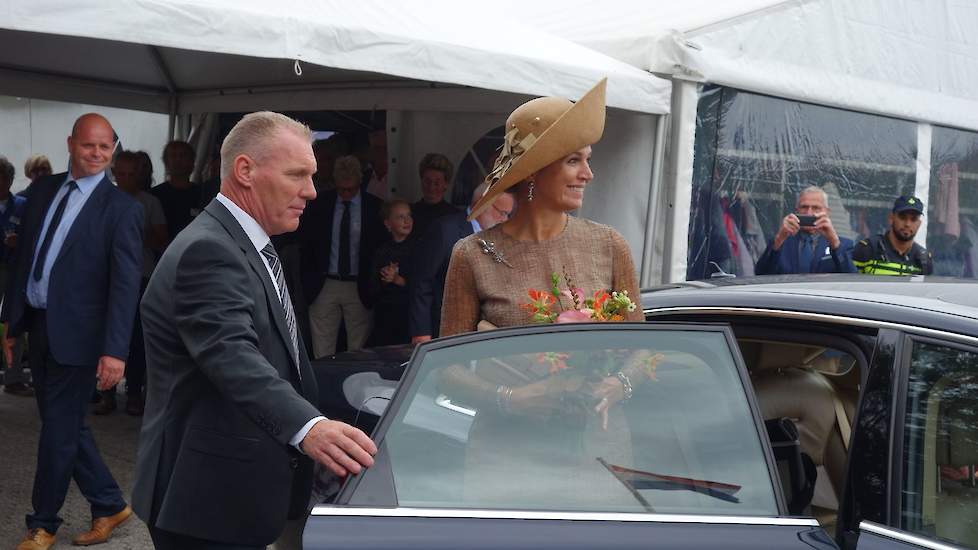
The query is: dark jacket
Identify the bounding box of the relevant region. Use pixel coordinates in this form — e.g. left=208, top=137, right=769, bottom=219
left=0, top=193, right=26, bottom=264
left=0, top=172, right=143, bottom=365
left=755, top=233, right=856, bottom=275
left=299, top=189, right=385, bottom=308
left=408, top=210, right=473, bottom=338
left=132, top=200, right=321, bottom=546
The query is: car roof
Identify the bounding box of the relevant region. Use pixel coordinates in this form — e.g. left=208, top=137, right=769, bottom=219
left=642, top=275, right=978, bottom=338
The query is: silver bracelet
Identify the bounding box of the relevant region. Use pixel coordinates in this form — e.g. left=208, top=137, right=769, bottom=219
left=615, top=371, right=633, bottom=401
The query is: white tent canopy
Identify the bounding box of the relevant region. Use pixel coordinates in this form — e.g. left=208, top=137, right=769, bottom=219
left=0, top=0, right=670, bottom=116
left=0, top=0, right=670, bottom=281
left=500, top=0, right=978, bottom=131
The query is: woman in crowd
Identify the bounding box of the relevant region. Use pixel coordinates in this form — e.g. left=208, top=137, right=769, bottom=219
left=367, top=198, right=414, bottom=346
left=411, top=153, right=458, bottom=238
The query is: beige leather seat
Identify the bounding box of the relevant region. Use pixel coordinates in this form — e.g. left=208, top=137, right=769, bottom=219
left=747, top=343, right=849, bottom=530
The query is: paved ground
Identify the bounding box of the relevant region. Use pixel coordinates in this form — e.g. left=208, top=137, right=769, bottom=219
left=0, top=387, right=154, bottom=549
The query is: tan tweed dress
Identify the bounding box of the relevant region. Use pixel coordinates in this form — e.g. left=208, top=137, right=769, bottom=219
left=440, top=216, right=642, bottom=336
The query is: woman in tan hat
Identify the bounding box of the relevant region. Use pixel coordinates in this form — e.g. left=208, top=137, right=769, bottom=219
left=440, top=78, right=642, bottom=336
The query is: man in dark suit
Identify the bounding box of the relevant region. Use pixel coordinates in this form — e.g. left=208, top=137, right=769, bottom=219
left=300, top=155, right=385, bottom=358
left=133, top=112, right=376, bottom=550
left=755, top=185, right=856, bottom=275
left=408, top=183, right=514, bottom=343
left=2, top=114, right=143, bottom=550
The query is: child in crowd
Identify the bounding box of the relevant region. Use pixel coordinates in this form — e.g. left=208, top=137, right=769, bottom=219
left=367, top=199, right=414, bottom=346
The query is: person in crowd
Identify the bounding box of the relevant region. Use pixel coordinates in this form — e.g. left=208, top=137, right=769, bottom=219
left=0, top=155, right=31, bottom=396
left=853, top=195, right=933, bottom=275
left=93, top=151, right=168, bottom=416
left=367, top=198, right=415, bottom=346
left=198, top=147, right=222, bottom=208
left=151, top=140, right=201, bottom=242
left=411, top=153, right=459, bottom=238
left=363, top=128, right=389, bottom=200
left=755, top=185, right=856, bottom=275
left=300, top=155, right=385, bottom=358
left=311, top=133, right=350, bottom=192
left=20, top=155, right=53, bottom=197
left=2, top=113, right=143, bottom=550
left=132, top=111, right=376, bottom=550
left=408, top=182, right=513, bottom=344
left=134, top=150, right=155, bottom=191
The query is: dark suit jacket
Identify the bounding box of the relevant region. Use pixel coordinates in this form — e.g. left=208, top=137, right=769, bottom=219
left=132, top=200, right=322, bottom=546
left=299, top=189, right=385, bottom=308
left=408, top=211, right=473, bottom=338
left=0, top=172, right=143, bottom=366
left=755, top=233, right=856, bottom=275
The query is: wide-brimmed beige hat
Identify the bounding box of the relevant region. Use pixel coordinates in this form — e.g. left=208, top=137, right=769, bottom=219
left=469, top=78, right=607, bottom=220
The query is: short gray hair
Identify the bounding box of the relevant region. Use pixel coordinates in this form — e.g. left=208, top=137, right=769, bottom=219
left=220, top=111, right=311, bottom=180
left=333, top=155, right=362, bottom=185
left=798, top=185, right=828, bottom=207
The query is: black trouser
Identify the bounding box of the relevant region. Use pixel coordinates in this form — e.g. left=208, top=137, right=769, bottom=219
left=149, top=525, right=264, bottom=550
left=26, top=308, right=126, bottom=533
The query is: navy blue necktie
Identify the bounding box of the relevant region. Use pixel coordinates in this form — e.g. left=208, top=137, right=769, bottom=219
left=798, top=235, right=815, bottom=274
left=33, top=181, right=77, bottom=281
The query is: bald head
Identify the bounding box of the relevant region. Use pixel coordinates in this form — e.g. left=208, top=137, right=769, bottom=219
left=68, top=113, right=116, bottom=179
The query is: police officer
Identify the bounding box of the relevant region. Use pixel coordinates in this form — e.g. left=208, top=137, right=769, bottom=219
left=853, top=195, right=933, bottom=275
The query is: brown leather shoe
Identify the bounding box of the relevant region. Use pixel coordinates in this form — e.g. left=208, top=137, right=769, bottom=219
left=17, top=528, right=55, bottom=550
left=72, top=505, right=132, bottom=546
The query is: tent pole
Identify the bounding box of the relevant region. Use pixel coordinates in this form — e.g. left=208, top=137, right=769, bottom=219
left=640, top=114, right=669, bottom=287
left=662, top=79, right=699, bottom=283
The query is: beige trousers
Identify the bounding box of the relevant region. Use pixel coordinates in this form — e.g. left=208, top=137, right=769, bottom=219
left=308, top=279, right=371, bottom=359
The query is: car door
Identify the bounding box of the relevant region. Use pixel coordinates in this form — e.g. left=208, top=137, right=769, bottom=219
left=851, top=334, right=978, bottom=550
left=305, top=322, right=836, bottom=549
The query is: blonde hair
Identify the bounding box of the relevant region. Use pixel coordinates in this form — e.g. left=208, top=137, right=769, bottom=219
left=333, top=155, right=362, bottom=185
left=220, top=112, right=311, bottom=180
left=24, top=154, right=52, bottom=177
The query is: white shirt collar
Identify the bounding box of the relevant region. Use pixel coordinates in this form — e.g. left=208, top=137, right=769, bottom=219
left=467, top=206, right=481, bottom=233
left=216, top=193, right=270, bottom=252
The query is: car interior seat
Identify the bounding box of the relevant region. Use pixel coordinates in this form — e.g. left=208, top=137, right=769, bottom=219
left=745, top=341, right=850, bottom=532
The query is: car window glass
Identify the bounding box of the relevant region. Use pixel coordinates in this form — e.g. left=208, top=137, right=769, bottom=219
left=901, top=341, right=978, bottom=548
left=383, top=328, right=778, bottom=516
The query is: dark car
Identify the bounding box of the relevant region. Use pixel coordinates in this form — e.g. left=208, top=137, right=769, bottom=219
left=642, top=274, right=978, bottom=550
left=305, top=275, right=978, bottom=550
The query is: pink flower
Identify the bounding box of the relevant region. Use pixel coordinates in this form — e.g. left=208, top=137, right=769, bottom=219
left=556, top=310, right=591, bottom=323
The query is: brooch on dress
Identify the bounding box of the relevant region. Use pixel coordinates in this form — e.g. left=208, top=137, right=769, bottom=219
left=477, top=239, right=514, bottom=268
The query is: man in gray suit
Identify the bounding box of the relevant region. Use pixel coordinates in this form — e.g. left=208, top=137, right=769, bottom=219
left=132, top=112, right=376, bottom=549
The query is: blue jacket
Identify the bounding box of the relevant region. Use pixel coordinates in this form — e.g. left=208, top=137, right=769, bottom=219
left=0, top=194, right=26, bottom=264
left=755, top=233, right=856, bottom=275
left=0, top=172, right=144, bottom=366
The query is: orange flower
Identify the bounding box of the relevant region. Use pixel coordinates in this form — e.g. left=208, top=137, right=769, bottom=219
left=537, top=352, right=571, bottom=374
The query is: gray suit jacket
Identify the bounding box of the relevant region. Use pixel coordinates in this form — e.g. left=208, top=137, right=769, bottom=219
left=132, top=199, right=321, bottom=546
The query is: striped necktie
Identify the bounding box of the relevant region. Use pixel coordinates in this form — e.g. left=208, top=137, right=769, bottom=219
left=260, top=243, right=300, bottom=378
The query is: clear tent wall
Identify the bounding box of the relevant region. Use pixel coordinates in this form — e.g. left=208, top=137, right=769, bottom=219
left=686, top=84, right=976, bottom=280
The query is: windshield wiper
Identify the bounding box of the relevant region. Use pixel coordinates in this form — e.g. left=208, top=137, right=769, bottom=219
left=598, top=458, right=742, bottom=507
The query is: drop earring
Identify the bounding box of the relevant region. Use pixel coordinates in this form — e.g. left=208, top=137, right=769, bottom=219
left=527, top=180, right=535, bottom=202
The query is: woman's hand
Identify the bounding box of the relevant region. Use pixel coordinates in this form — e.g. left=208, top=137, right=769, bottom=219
left=588, top=375, right=626, bottom=430
left=510, top=376, right=584, bottom=415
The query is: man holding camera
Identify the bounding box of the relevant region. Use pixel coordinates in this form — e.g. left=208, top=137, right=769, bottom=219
left=755, top=186, right=856, bottom=275
left=852, top=195, right=933, bottom=276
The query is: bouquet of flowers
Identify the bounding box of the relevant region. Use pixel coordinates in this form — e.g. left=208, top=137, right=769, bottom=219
left=521, top=268, right=637, bottom=324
